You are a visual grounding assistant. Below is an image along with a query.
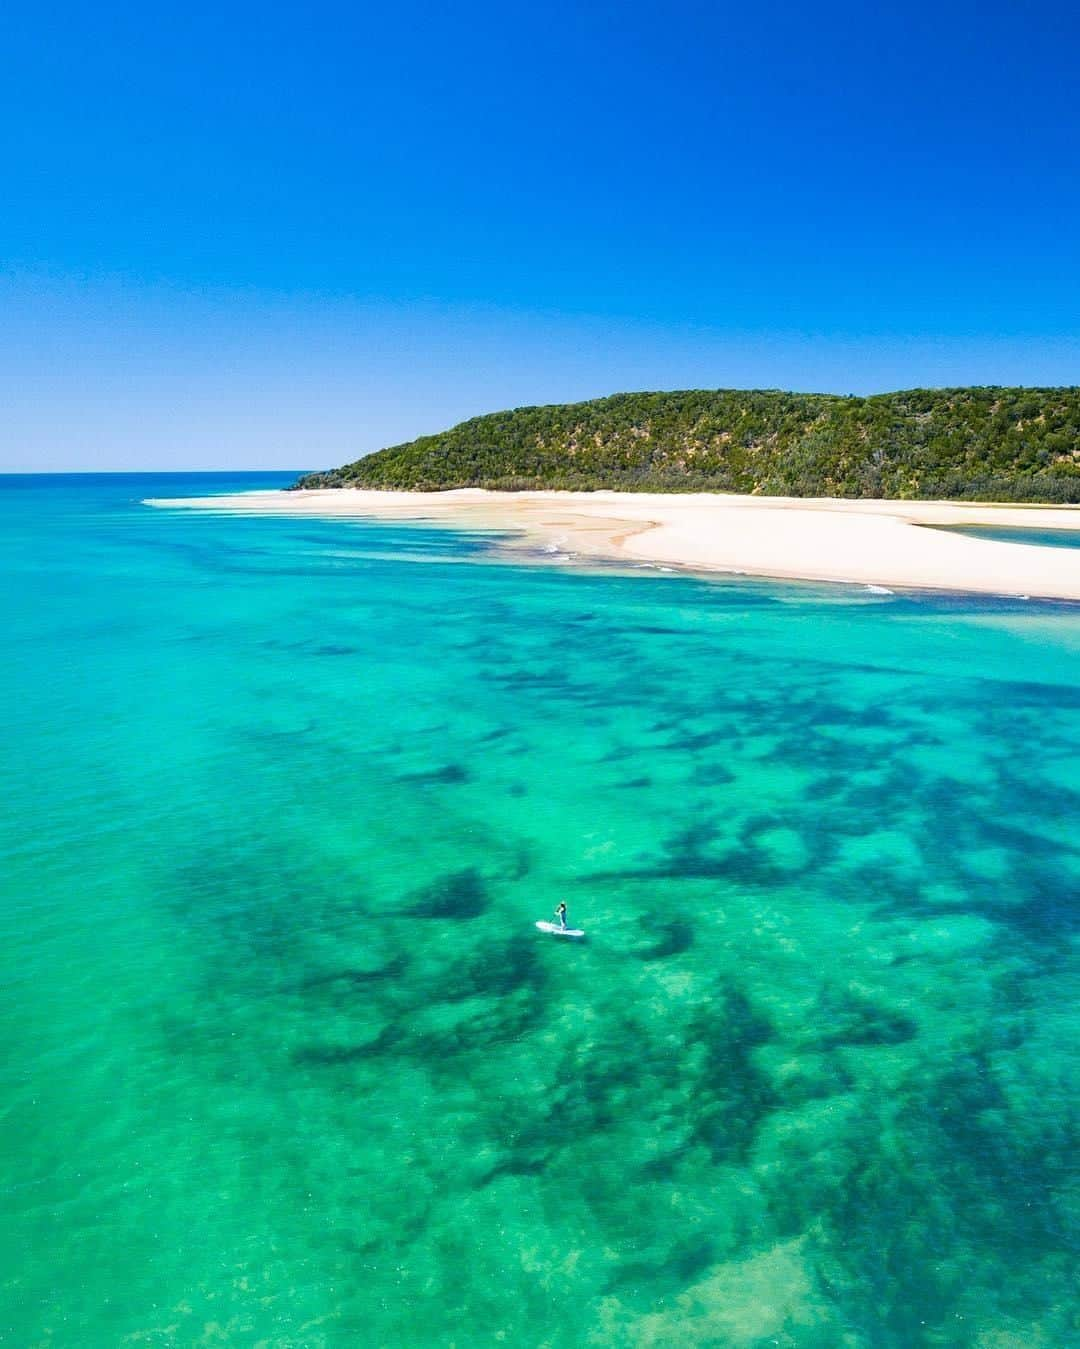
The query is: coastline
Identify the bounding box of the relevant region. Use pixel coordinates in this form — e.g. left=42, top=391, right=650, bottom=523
left=145, top=487, right=1080, bottom=600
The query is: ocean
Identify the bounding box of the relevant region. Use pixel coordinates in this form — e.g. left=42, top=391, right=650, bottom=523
left=1, top=473, right=1077, bottom=1346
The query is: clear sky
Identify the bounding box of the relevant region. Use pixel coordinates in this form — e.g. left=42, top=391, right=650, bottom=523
left=2, top=0, right=1078, bottom=470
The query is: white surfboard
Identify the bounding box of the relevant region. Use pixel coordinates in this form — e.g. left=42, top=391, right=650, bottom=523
left=536, top=920, right=586, bottom=938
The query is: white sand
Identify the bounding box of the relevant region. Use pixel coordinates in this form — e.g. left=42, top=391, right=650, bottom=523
left=145, top=488, right=1080, bottom=600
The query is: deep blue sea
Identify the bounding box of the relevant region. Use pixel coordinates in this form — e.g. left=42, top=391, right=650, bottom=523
left=1, top=473, right=1077, bottom=1346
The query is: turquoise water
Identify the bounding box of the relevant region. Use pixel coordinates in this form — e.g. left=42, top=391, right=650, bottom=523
left=1, top=475, right=1077, bottom=1347
left=932, top=524, right=1080, bottom=550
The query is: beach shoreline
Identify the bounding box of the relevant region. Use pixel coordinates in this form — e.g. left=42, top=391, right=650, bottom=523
left=145, top=487, right=1080, bottom=600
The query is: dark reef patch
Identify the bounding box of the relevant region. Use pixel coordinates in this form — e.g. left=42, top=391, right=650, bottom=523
left=491, top=987, right=779, bottom=1194
left=399, top=763, right=470, bottom=785
left=402, top=867, right=490, bottom=919
left=914, top=864, right=1080, bottom=952
left=810, top=987, right=919, bottom=1049
left=293, top=1027, right=401, bottom=1065
left=982, top=677, right=1080, bottom=711
left=293, top=956, right=407, bottom=995
left=435, top=938, right=545, bottom=1002
left=583, top=817, right=795, bottom=889
left=690, top=761, right=736, bottom=786
left=634, top=917, right=695, bottom=960
left=686, top=988, right=777, bottom=1164
left=604, top=1233, right=716, bottom=1296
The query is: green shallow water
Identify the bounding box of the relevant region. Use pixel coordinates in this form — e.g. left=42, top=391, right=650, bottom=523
left=1, top=475, right=1077, bottom=1347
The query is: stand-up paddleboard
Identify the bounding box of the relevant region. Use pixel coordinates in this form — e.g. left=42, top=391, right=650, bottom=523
left=536, top=920, right=585, bottom=938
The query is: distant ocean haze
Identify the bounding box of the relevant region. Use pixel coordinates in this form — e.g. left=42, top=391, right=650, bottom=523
left=0, top=473, right=1077, bottom=1346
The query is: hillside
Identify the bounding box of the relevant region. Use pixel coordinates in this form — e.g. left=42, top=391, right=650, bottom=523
left=294, top=387, right=1080, bottom=502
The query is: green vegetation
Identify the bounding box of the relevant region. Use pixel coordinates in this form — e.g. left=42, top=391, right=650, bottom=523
left=295, top=387, right=1080, bottom=501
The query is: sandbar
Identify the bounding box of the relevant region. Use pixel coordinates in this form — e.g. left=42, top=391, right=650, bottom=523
left=145, top=488, right=1080, bottom=600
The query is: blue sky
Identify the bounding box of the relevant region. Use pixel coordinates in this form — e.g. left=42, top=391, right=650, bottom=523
left=2, top=0, right=1078, bottom=470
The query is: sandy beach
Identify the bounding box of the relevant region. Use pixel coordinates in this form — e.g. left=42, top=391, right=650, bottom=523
left=145, top=487, right=1080, bottom=600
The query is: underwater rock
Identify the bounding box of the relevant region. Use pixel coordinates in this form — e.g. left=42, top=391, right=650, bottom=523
left=402, top=867, right=490, bottom=919
left=633, top=917, right=695, bottom=960
left=400, top=762, right=470, bottom=785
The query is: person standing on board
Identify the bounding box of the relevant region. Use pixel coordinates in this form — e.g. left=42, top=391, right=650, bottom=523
left=555, top=902, right=568, bottom=930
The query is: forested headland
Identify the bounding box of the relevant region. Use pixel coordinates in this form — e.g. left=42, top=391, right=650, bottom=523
left=294, top=387, right=1080, bottom=502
